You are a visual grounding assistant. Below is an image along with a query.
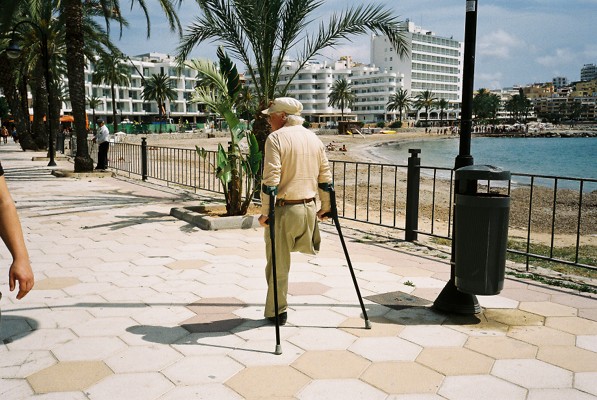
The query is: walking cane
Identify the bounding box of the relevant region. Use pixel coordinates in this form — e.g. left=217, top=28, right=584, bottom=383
left=319, top=183, right=371, bottom=329
left=262, top=184, right=283, bottom=355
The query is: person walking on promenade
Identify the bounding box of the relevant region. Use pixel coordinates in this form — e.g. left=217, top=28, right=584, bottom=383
left=93, top=119, right=110, bottom=170
left=0, top=162, right=34, bottom=300
left=258, top=97, right=332, bottom=325
left=1, top=126, right=8, bottom=144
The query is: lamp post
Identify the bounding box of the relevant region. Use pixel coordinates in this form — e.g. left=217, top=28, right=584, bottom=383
left=433, top=0, right=480, bottom=314
left=6, top=20, right=57, bottom=167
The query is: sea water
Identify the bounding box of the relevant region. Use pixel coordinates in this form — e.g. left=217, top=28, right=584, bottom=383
left=375, top=136, right=597, bottom=191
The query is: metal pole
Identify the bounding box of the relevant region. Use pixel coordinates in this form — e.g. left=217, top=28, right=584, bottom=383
left=405, top=149, right=421, bottom=242
left=433, top=0, right=480, bottom=314
left=141, top=137, right=148, bottom=181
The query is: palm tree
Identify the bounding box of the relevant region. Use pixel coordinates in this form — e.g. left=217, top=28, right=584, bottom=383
left=93, top=54, right=130, bottom=134
left=142, top=72, right=177, bottom=133
left=87, top=95, right=103, bottom=133
left=328, top=78, right=356, bottom=122
left=176, top=0, right=408, bottom=153
left=414, top=90, right=438, bottom=127
left=437, top=98, right=449, bottom=127
left=386, top=88, right=411, bottom=122
left=186, top=48, right=262, bottom=216
left=58, top=0, right=181, bottom=171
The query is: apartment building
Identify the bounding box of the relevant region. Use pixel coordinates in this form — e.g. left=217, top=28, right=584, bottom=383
left=580, top=63, right=597, bottom=82
left=370, top=21, right=463, bottom=124
left=62, top=53, right=211, bottom=124
left=259, top=56, right=404, bottom=124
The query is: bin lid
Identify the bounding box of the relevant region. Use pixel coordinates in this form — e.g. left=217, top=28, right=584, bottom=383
left=456, top=165, right=511, bottom=181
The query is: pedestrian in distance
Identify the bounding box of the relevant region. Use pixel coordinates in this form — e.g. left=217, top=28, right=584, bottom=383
left=93, top=119, right=110, bottom=170
left=258, top=97, right=333, bottom=326
left=0, top=161, right=34, bottom=301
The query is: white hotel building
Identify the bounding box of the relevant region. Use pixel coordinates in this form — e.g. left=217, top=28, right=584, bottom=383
left=60, top=22, right=463, bottom=126
left=62, top=52, right=211, bottom=124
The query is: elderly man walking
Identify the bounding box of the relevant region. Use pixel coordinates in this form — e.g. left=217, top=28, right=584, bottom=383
left=258, top=97, right=332, bottom=325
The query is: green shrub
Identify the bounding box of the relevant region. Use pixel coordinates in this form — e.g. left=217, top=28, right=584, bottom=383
left=376, top=121, right=386, bottom=128
left=389, top=120, right=402, bottom=129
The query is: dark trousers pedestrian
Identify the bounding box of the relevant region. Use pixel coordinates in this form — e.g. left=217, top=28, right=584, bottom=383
left=96, top=142, right=109, bottom=170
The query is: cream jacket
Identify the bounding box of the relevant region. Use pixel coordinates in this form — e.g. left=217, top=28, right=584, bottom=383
left=260, top=121, right=332, bottom=215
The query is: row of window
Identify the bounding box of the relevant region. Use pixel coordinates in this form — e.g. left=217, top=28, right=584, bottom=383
left=412, top=63, right=459, bottom=75
left=412, top=43, right=460, bottom=57
left=412, top=33, right=460, bottom=49
left=412, top=53, right=460, bottom=66
left=411, top=73, right=460, bottom=83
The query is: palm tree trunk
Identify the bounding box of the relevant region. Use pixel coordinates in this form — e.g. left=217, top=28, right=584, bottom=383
left=63, top=0, right=93, bottom=172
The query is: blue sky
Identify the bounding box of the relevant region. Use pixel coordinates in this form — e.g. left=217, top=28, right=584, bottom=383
left=112, top=0, right=597, bottom=90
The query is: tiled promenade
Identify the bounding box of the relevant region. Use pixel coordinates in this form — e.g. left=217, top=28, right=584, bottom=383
left=1, top=143, right=596, bottom=399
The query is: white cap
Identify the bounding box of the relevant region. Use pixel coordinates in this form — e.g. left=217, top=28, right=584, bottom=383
left=261, top=97, right=303, bottom=116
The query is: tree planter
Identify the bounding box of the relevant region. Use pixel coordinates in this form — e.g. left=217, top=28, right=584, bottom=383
left=170, top=204, right=261, bottom=231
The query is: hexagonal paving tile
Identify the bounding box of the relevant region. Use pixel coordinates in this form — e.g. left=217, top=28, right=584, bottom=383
left=52, top=337, right=127, bottom=361
left=86, top=372, right=174, bottom=400
left=526, top=388, right=597, bottom=400
left=27, top=361, right=112, bottom=393
left=104, top=345, right=182, bottom=373
left=162, top=355, right=244, bottom=385
left=545, top=316, right=597, bottom=335
left=287, top=327, right=358, bottom=351
left=339, top=316, right=404, bottom=337
left=349, top=337, right=422, bottom=362
left=297, top=379, right=386, bottom=400
left=519, top=301, right=578, bottom=317
left=0, top=350, right=56, bottom=379
left=399, top=325, right=468, bottom=347
left=33, top=277, right=81, bottom=290
left=465, top=336, right=538, bottom=359
left=508, top=325, right=576, bottom=347
left=288, top=282, right=331, bottom=296
left=574, top=372, right=597, bottom=396
left=180, top=313, right=246, bottom=333
left=483, top=309, right=545, bottom=327
left=165, top=259, right=210, bottom=269
left=438, top=375, right=527, bottom=400
left=537, top=346, right=597, bottom=372
left=491, top=359, right=573, bottom=389
left=416, top=347, right=494, bottom=375
left=292, top=350, right=371, bottom=379
left=186, top=297, right=245, bottom=315
left=157, top=384, right=244, bottom=400
left=361, top=361, right=443, bottom=394
left=225, top=366, right=310, bottom=398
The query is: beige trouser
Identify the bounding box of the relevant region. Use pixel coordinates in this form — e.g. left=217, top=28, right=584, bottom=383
left=264, top=202, right=320, bottom=318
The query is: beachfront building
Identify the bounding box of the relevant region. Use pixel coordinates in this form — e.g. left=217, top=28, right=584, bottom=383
left=580, top=63, right=597, bottom=82
left=60, top=53, right=212, bottom=126
left=247, top=56, right=404, bottom=125
left=370, top=20, right=464, bottom=125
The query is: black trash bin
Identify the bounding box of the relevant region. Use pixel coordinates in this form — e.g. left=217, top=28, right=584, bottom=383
left=454, top=165, right=511, bottom=295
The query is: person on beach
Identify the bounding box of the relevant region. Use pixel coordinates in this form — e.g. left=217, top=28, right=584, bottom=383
left=258, top=97, right=332, bottom=325
left=0, top=162, right=34, bottom=300
left=93, top=119, right=110, bottom=170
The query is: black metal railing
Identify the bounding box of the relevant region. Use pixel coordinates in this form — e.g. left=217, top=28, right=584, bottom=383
left=98, top=140, right=596, bottom=273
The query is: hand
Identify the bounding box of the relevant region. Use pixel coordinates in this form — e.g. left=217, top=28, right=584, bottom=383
left=9, top=259, right=34, bottom=300
left=317, top=209, right=332, bottom=221
left=258, top=214, right=269, bottom=227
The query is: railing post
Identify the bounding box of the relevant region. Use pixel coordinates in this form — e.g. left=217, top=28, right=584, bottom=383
left=141, top=137, right=148, bottom=181
left=405, top=148, right=421, bottom=242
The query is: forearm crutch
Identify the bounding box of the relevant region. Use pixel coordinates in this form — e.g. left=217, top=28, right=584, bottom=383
left=320, top=183, right=371, bottom=329
left=262, top=184, right=283, bottom=355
